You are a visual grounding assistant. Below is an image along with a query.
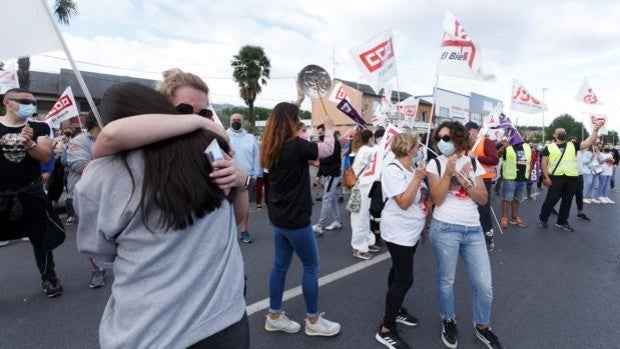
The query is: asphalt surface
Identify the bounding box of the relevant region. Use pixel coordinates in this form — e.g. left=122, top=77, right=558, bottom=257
left=1, top=186, right=620, bottom=348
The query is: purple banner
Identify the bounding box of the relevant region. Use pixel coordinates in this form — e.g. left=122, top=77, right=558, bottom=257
left=495, top=113, right=524, bottom=146
left=336, top=99, right=366, bottom=125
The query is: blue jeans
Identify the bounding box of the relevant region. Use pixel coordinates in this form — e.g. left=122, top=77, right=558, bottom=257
left=583, top=173, right=597, bottom=198
left=269, top=224, right=320, bottom=317
left=598, top=175, right=611, bottom=197
left=429, top=219, right=493, bottom=325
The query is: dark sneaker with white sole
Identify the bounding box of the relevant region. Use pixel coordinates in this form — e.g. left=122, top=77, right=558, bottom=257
left=474, top=326, right=503, bottom=349
left=441, top=318, right=458, bottom=348
left=375, top=328, right=411, bottom=349
left=395, top=307, right=419, bottom=327
left=42, top=276, right=63, bottom=298
left=555, top=222, right=575, bottom=232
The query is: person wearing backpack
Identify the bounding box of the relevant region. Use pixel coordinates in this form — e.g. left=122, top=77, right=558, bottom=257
left=374, top=133, right=428, bottom=349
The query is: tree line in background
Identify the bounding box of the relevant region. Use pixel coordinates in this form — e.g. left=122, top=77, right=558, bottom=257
left=516, top=114, right=618, bottom=145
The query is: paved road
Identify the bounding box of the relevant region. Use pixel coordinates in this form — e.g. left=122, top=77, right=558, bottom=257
left=1, top=188, right=619, bottom=348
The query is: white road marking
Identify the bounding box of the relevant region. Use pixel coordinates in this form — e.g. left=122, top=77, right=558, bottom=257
left=246, top=252, right=390, bottom=316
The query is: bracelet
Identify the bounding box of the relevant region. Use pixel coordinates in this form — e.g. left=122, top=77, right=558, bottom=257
left=26, top=142, right=37, bottom=150
left=241, top=175, right=251, bottom=190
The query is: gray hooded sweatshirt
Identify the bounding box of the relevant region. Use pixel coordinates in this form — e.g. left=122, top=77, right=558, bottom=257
left=74, top=150, right=245, bottom=349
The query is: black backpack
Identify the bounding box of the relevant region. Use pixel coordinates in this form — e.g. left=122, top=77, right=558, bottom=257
left=368, top=163, right=403, bottom=223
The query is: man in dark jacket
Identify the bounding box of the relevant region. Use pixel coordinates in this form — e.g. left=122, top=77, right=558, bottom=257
left=312, top=129, right=342, bottom=235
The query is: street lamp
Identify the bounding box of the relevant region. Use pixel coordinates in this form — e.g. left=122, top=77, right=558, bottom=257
left=542, top=88, right=548, bottom=143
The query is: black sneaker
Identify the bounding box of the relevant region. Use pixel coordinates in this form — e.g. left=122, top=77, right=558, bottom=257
left=42, top=276, right=63, bottom=298
left=375, top=328, right=411, bottom=349
left=555, top=222, right=575, bottom=232
left=577, top=213, right=591, bottom=221
left=539, top=220, right=548, bottom=229
left=441, top=318, right=458, bottom=348
left=474, top=326, right=503, bottom=349
left=484, top=231, right=495, bottom=252
left=396, top=308, right=419, bottom=327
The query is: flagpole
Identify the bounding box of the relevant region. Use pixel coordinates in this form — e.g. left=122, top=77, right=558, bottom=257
left=40, top=0, right=103, bottom=129
left=425, top=75, right=439, bottom=147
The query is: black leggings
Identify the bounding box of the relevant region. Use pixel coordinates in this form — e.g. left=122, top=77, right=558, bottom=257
left=188, top=313, right=249, bottom=349
left=383, top=241, right=418, bottom=329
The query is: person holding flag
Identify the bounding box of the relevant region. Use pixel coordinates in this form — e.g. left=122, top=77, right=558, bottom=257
left=464, top=122, right=499, bottom=251
left=539, top=126, right=601, bottom=231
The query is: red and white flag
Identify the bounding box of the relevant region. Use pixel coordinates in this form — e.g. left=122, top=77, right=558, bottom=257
left=436, top=11, right=496, bottom=82
left=395, top=96, right=420, bottom=119
left=589, top=114, right=608, bottom=135
left=575, top=79, right=602, bottom=105
left=349, top=30, right=398, bottom=94
left=328, top=81, right=349, bottom=104
left=371, top=106, right=387, bottom=126
left=359, top=124, right=402, bottom=185
left=511, top=79, right=547, bottom=113
left=0, top=65, right=19, bottom=94
left=45, top=87, right=80, bottom=128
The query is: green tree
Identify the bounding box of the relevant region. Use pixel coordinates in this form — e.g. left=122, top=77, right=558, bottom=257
left=17, top=0, right=78, bottom=89
left=231, top=45, right=271, bottom=128
left=602, top=130, right=619, bottom=145
left=546, top=114, right=589, bottom=142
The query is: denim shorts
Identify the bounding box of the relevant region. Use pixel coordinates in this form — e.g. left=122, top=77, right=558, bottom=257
left=501, top=180, right=526, bottom=202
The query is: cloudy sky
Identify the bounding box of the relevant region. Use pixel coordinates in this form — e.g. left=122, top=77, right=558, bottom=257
left=26, top=0, right=620, bottom=133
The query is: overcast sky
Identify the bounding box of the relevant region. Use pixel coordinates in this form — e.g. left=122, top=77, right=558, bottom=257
left=28, top=0, right=620, bottom=133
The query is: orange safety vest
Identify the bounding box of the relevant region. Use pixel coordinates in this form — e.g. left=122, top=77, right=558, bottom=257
left=474, top=136, right=496, bottom=180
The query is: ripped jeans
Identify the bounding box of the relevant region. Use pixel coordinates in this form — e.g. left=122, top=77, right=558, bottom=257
left=429, top=219, right=493, bottom=325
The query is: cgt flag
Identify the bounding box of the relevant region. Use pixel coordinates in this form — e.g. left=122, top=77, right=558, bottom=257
left=492, top=113, right=524, bottom=146
left=436, top=11, right=496, bottom=82
left=0, top=0, right=63, bottom=61
left=575, top=79, right=602, bottom=105
left=337, top=98, right=366, bottom=126
left=395, top=96, right=420, bottom=119
left=511, top=79, right=547, bottom=113
left=349, top=30, right=398, bottom=94
left=328, top=81, right=349, bottom=104
left=0, top=66, right=20, bottom=94
left=590, top=114, right=608, bottom=135
left=45, top=87, right=80, bottom=129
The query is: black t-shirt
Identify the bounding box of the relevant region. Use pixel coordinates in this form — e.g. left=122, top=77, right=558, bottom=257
left=503, top=143, right=528, bottom=181
left=268, top=138, right=319, bottom=229
left=0, top=120, right=50, bottom=188
left=542, top=141, right=578, bottom=177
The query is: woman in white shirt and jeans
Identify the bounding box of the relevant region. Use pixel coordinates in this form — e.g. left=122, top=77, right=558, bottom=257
left=374, top=133, right=428, bottom=349
left=427, top=121, right=503, bottom=349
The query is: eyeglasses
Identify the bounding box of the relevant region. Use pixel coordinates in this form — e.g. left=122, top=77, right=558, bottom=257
left=175, top=103, right=213, bottom=119
left=10, top=99, right=37, bottom=106
left=434, top=135, right=451, bottom=142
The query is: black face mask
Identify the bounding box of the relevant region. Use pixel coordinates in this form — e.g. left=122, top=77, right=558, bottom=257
left=231, top=121, right=242, bottom=131
left=556, top=133, right=567, bottom=141
left=604, top=148, right=610, bottom=153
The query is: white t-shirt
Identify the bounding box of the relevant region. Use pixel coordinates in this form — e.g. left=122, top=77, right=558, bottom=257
left=380, top=160, right=428, bottom=247
left=427, top=155, right=486, bottom=227
left=598, top=152, right=614, bottom=176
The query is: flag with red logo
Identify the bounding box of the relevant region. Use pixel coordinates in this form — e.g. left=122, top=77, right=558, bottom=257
left=0, top=65, right=19, bottom=94
left=511, top=79, right=547, bottom=113
left=349, top=30, right=398, bottom=94
left=436, top=11, right=496, bottom=82
left=575, top=79, right=602, bottom=105
left=45, top=87, right=80, bottom=128
left=395, top=96, right=420, bottom=119
left=371, top=106, right=387, bottom=126
left=328, top=81, right=349, bottom=104
left=589, top=114, right=608, bottom=135
left=359, top=124, right=402, bottom=185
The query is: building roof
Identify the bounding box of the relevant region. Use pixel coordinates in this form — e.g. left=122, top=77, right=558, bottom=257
left=29, top=69, right=157, bottom=99
left=337, top=79, right=412, bottom=100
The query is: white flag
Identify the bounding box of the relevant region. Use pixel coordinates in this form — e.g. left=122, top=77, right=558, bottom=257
left=0, top=0, right=63, bottom=61
left=0, top=65, right=20, bottom=94
left=45, top=87, right=80, bottom=128
left=359, top=124, right=402, bottom=185
left=575, top=79, right=602, bottom=105
left=395, top=96, right=420, bottom=119
left=328, top=81, right=349, bottom=104
left=436, top=11, right=496, bottom=82
left=511, top=79, right=547, bottom=113
left=371, top=106, right=387, bottom=126
left=349, top=30, right=398, bottom=94
left=589, top=114, right=608, bottom=135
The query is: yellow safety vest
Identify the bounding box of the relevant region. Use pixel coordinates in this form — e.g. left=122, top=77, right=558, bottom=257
left=503, top=143, right=531, bottom=180
left=547, top=142, right=578, bottom=177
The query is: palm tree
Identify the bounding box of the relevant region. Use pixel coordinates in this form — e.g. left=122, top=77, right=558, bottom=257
left=231, top=45, right=271, bottom=128
left=17, top=0, right=78, bottom=88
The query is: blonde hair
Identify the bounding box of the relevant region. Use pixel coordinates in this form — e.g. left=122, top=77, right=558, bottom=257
left=155, top=68, right=209, bottom=100
left=390, top=132, right=419, bottom=158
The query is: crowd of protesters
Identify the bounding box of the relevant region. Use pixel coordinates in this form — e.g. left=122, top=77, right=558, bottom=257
left=2, top=70, right=618, bottom=349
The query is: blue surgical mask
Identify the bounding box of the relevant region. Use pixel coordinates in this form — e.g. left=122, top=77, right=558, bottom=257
left=16, top=104, right=37, bottom=120
left=413, top=148, right=425, bottom=165
left=438, top=139, right=456, bottom=156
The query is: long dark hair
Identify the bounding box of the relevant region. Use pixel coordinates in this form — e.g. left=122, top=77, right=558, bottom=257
left=99, top=82, right=231, bottom=232
left=260, top=102, right=299, bottom=169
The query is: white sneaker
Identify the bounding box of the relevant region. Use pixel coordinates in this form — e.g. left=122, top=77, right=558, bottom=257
left=312, top=224, right=324, bottom=236
left=590, top=198, right=601, bottom=204
left=352, top=250, right=373, bottom=260
left=325, top=221, right=343, bottom=231
left=605, top=197, right=615, bottom=204
left=583, top=198, right=591, bottom=204
left=0, top=241, right=9, bottom=247
left=265, top=312, right=301, bottom=333
left=599, top=197, right=609, bottom=204
left=305, top=313, right=341, bottom=337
